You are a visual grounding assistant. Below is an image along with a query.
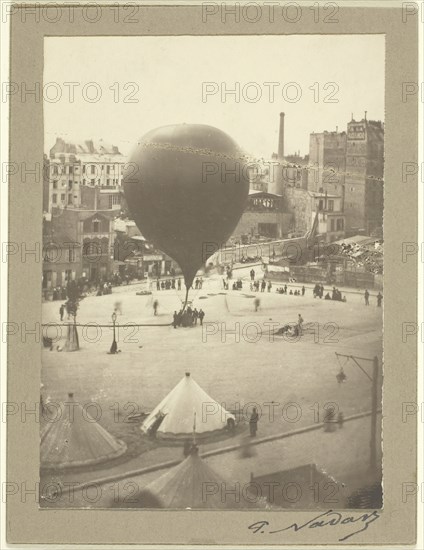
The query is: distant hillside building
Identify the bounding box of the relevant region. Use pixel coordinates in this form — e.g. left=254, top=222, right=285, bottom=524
left=343, top=116, right=384, bottom=235
left=308, top=129, right=347, bottom=194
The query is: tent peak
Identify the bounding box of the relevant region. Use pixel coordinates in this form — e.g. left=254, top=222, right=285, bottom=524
left=185, top=372, right=190, bottom=377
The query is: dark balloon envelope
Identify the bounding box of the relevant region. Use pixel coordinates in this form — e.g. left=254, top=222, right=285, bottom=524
left=123, top=124, right=250, bottom=289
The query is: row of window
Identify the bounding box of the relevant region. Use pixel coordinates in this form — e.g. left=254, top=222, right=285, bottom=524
left=51, top=164, right=125, bottom=176
left=52, top=180, right=75, bottom=190
left=318, top=199, right=336, bottom=212
left=51, top=193, right=77, bottom=205
left=52, top=178, right=120, bottom=187
left=81, top=178, right=120, bottom=186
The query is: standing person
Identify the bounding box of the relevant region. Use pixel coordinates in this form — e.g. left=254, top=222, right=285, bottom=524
left=193, top=308, right=199, bottom=325
left=199, top=277, right=203, bottom=289
left=198, top=309, right=205, bottom=325
left=284, top=284, right=288, bottom=295
left=114, top=300, right=122, bottom=315
left=177, top=278, right=181, bottom=291
left=261, top=279, right=266, bottom=292
left=153, top=300, right=159, bottom=316
left=297, top=313, right=304, bottom=331
left=249, top=407, right=259, bottom=437
left=173, top=311, right=178, bottom=329
left=254, top=297, right=260, bottom=312
left=250, top=268, right=255, bottom=281
left=59, top=304, right=65, bottom=321
left=320, top=284, right=324, bottom=298
left=364, top=289, right=370, bottom=306
left=156, top=278, right=160, bottom=291
left=267, top=280, right=272, bottom=292
left=301, top=285, right=305, bottom=296
left=377, top=292, right=383, bottom=307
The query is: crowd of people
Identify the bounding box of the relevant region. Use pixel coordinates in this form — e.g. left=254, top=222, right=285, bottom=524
left=154, top=278, right=182, bottom=291
left=151, top=277, right=204, bottom=291
left=325, top=287, right=347, bottom=302
left=51, top=286, right=68, bottom=301
left=276, top=285, right=305, bottom=296
left=97, top=282, right=113, bottom=296
left=251, top=279, right=271, bottom=293
left=172, top=306, right=205, bottom=328
left=313, top=284, right=325, bottom=298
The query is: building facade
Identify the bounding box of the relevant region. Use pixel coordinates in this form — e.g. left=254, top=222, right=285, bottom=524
left=46, top=137, right=127, bottom=213
left=308, top=130, right=347, bottom=194
left=343, top=117, right=384, bottom=235
left=42, top=215, right=81, bottom=291
left=232, top=191, right=292, bottom=242
left=310, top=192, right=345, bottom=242
left=42, top=208, right=117, bottom=289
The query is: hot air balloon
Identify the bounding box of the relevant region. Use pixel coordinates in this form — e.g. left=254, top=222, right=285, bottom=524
left=123, top=124, right=250, bottom=306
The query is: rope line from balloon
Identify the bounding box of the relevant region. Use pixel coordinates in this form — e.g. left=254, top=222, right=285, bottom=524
left=42, top=322, right=174, bottom=327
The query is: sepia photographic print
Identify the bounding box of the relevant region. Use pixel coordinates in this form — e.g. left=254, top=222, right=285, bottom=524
left=4, top=2, right=421, bottom=547
left=39, top=33, right=385, bottom=515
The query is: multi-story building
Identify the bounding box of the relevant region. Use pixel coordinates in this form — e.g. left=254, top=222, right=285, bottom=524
left=310, top=192, right=345, bottom=243
left=282, top=189, right=345, bottom=243
left=308, top=130, right=347, bottom=194
left=42, top=207, right=117, bottom=288
left=47, top=157, right=82, bottom=212
left=47, top=137, right=127, bottom=213
left=343, top=116, right=384, bottom=235
left=42, top=214, right=81, bottom=292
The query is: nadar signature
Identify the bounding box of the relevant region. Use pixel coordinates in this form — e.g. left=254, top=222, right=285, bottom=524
left=248, top=509, right=381, bottom=542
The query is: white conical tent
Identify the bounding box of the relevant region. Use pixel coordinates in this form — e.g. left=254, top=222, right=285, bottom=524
left=111, top=446, right=271, bottom=509
left=41, top=393, right=127, bottom=469
left=141, top=373, right=235, bottom=439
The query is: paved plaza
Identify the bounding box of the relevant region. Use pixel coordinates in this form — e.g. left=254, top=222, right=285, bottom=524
left=41, top=268, right=383, bottom=508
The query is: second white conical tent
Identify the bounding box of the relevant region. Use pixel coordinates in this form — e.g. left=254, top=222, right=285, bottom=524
left=141, top=372, right=235, bottom=439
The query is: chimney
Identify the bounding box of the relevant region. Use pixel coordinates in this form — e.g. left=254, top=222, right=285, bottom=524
left=364, top=110, right=367, bottom=121
left=278, top=112, right=285, bottom=160
left=336, top=126, right=338, bottom=133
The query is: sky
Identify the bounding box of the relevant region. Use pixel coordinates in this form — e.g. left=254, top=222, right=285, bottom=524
left=44, top=35, right=384, bottom=159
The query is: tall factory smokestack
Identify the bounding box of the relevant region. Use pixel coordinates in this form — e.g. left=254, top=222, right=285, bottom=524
left=278, top=112, right=285, bottom=160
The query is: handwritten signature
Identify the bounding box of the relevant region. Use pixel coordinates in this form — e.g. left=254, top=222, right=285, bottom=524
left=248, top=509, right=381, bottom=542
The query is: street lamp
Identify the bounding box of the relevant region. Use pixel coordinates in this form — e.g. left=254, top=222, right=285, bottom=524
left=109, top=311, right=118, bottom=354
left=335, top=353, right=379, bottom=472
